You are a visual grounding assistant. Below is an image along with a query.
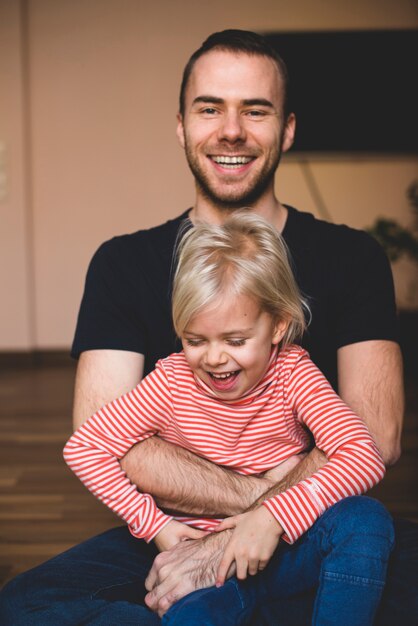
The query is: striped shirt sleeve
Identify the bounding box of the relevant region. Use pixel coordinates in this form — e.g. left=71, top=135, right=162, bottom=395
left=262, top=354, right=385, bottom=543
left=63, top=363, right=174, bottom=541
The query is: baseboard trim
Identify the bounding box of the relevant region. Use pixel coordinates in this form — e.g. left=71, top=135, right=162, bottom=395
left=0, top=350, right=75, bottom=369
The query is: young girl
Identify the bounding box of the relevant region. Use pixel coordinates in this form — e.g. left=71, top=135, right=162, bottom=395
left=64, top=212, right=393, bottom=625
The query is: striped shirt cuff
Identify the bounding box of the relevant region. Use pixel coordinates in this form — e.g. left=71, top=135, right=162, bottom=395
left=263, top=482, right=324, bottom=543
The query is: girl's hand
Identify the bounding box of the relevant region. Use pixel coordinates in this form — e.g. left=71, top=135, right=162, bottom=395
left=214, top=507, right=283, bottom=586
left=154, top=520, right=209, bottom=552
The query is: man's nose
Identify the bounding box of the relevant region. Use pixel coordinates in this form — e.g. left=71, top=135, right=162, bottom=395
left=217, top=110, right=246, bottom=143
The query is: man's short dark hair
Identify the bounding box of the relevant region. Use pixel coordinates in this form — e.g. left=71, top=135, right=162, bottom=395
left=179, top=29, right=289, bottom=117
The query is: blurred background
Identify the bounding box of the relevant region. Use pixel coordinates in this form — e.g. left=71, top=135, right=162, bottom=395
left=0, top=0, right=417, bottom=587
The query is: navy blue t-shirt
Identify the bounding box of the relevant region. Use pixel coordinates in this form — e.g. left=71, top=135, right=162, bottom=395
left=71, top=206, right=398, bottom=391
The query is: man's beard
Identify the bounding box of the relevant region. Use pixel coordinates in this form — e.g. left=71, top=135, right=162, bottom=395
left=184, top=140, right=283, bottom=211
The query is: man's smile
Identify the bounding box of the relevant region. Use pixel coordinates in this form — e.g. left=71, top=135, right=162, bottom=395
left=210, top=155, right=254, bottom=166
left=208, top=154, right=256, bottom=174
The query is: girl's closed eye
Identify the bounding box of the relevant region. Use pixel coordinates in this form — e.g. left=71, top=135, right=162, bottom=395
left=226, top=338, right=246, bottom=347
left=185, top=338, right=205, bottom=347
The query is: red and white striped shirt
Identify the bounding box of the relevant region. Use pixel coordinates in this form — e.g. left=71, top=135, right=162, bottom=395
left=64, top=345, right=385, bottom=544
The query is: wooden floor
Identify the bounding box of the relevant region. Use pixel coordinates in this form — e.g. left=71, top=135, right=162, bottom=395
left=0, top=359, right=417, bottom=589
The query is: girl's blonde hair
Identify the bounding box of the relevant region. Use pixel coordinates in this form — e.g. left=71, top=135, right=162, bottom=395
left=172, top=211, right=309, bottom=346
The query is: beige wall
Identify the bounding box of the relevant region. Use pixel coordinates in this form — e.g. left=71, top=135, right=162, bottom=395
left=1, top=0, right=417, bottom=350
left=0, top=0, right=33, bottom=349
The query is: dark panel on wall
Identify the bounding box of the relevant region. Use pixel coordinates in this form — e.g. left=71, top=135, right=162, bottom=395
left=263, top=30, right=418, bottom=154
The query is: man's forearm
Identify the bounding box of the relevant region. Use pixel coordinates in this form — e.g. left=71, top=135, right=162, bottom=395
left=121, top=437, right=327, bottom=518
left=338, top=341, right=404, bottom=466
left=252, top=446, right=327, bottom=508
left=121, top=436, right=270, bottom=517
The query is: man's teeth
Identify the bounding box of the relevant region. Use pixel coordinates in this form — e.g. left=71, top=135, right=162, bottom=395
left=212, top=156, right=252, bottom=166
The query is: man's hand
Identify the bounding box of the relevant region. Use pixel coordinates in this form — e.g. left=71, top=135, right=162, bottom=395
left=214, top=507, right=283, bottom=585
left=264, top=453, right=307, bottom=483
left=144, top=531, right=233, bottom=617
left=153, top=520, right=209, bottom=552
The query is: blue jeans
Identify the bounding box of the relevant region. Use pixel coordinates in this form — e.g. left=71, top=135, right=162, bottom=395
left=0, top=498, right=416, bottom=625
left=0, top=527, right=160, bottom=625
left=163, top=497, right=394, bottom=626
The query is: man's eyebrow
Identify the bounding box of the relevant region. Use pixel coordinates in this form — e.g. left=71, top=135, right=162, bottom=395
left=191, top=96, right=275, bottom=108
left=192, top=96, right=224, bottom=106
left=242, top=98, right=274, bottom=108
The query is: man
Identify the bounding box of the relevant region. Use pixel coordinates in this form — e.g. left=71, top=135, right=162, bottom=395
left=0, top=29, right=414, bottom=625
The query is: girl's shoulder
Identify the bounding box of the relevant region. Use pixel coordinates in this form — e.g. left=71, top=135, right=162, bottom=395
left=278, top=343, right=309, bottom=365
left=154, top=351, right=194, bottom=385
left=276, top=344, right=315, bottom=383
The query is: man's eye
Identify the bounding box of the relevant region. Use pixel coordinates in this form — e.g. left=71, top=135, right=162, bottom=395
left=201, top=107, right=218, bottom=115
left=246, top=110, right=266, bottom=118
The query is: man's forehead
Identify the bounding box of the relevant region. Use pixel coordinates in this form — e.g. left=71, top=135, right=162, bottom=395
left=186, top=49, right=283, bottom=101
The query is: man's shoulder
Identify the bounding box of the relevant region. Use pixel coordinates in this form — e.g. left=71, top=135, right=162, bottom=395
left=100, top=210, right=190, bottom=253
left=285, top=205, right=383, bottom=258
left=90, top=210, right=191, bottom=268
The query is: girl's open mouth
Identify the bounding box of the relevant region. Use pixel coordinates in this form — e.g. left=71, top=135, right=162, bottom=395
left=208, top=370, right=240, bottom=391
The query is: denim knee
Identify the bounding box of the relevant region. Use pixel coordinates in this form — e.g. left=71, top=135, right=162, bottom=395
left=331, top=497, right=393, bottom=539
left=318, top=496, right=395, bottom=561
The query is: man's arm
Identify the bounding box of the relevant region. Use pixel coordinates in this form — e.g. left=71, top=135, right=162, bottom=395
left=73, top=350, right=145, bottom=429
left=337, top=340, right=404, bottom=466
left=121, top=340, right=404, bottom=520
left=74, top=339, right=403, bottom=523
left=121, top=435, right=274, bottom=518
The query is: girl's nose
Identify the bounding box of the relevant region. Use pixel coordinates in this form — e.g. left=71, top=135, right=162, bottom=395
left=204, top=344, right=228, bottom=368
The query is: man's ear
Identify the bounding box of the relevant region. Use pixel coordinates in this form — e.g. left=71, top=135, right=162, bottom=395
left=176, top=113, right=185, bottom=149
left=272, top=318, right=289, bottom=345
left=281, top=113, right=296, bottom=154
